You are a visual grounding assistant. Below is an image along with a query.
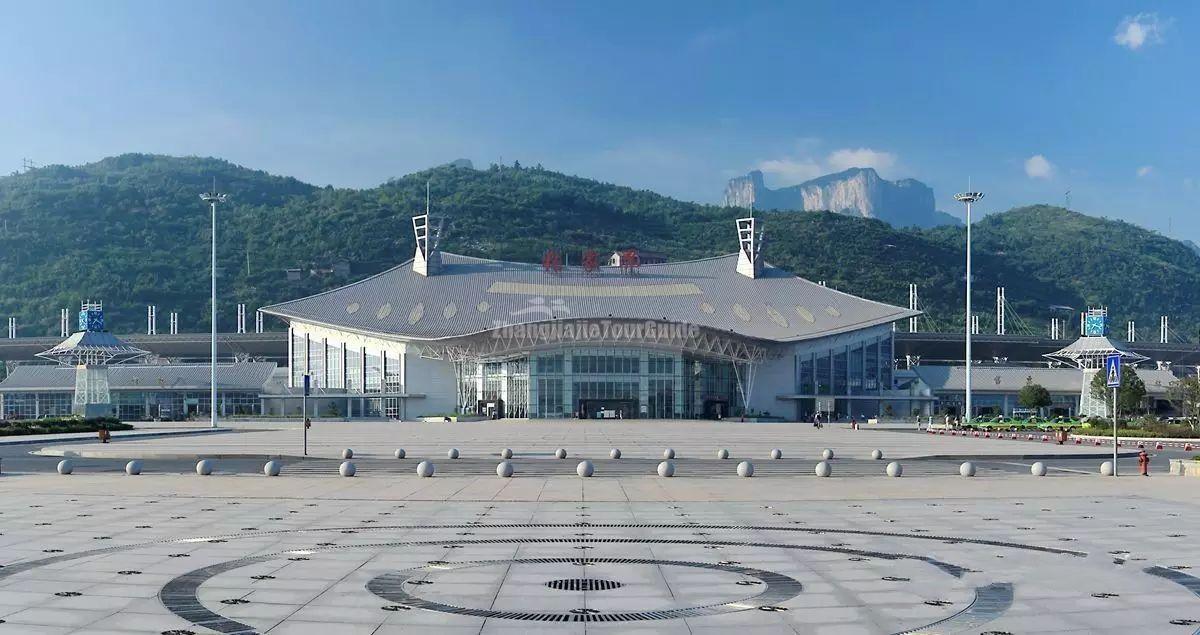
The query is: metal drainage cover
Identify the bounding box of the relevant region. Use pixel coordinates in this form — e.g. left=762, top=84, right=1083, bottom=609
left=546, top=578, right=623, bottom=592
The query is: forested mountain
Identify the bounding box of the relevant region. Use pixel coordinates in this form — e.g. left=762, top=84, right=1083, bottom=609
left=1, top=154, right=1197, bottom=340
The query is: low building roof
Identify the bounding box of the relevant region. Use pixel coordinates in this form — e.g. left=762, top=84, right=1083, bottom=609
left=912, top=365, right=1178, bottom=396
left=0, top=362, right=277, bottom=392
left=261, top=252, right=917, bottom=343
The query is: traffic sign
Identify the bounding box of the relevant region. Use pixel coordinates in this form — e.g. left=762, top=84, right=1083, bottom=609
left=303, top=374, right=311, bottom=396
left=1104, top=354, right=1121, bottom=388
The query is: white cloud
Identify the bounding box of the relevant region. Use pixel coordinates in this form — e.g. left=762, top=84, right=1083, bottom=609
left=754, top=146, right=897, bottom=184
left=755, top=157, right=825, bottom=182
left=1137, top=165, right=1154, bottom=178
left=826, top=148, right=897, bottom=173
left=1114, top=13, right=1170, bottom=50
left=1024, top=154, right=1055, bottom=179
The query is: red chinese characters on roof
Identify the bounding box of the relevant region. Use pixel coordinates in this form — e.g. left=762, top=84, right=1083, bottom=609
left=542, top=248, right=563, bottom=273
left=581, top=249, right=599, bottom=274
left=619, top=248, right=640, bottom=275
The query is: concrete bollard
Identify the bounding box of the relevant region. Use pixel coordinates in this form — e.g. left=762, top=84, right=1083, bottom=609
left=663, top=448, right=676, bottom=460
left=658, top=461, right=675, bottom=477
left=815, top=461, right=831, bottom=477
left=417, top=461, right=435, bottom=477
left=821, top=448, right=834, bottom=460
left=870, top=449, right=883, bottom=460
left=737, top=461, right=754, bottom=477
left=886, top=461, right=902, bottom=477
left=447, top=448, right=460, bottom=459
left=770, top=449, right=783, bottom=460
left=555, top=448, right=568, bottom=459
left=342, top=449, right=354, bottom=459
left=340, top=461, right=356, bottom=477
left=500, top=448, right=513, bottom=459
left=959, top=461, right=976, bottom=477
left=716, top=448, right=729, bottom=460
left=263, top=460, right=281, bottom=476
left=1100, top=461, right=1115, bottom=476
left=57, top=459, right=74, bottom=475
left=1030, top=462, right=1047, bottom=477
left=496, top=460, right=514, bottom=478
left=394, top=448, right=406, bottom=459
left=196, top=459, right=214, bottom=475
left=576, top=460, right=594, bottom=477
left=609, top=448, right=621, bottom=459
left=125, top=460, right=143, bottom=476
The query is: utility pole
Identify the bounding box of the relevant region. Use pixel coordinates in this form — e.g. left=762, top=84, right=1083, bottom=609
left=955, top=189, right=985, bottom=424
left=200, top=181, right=228, bottom=429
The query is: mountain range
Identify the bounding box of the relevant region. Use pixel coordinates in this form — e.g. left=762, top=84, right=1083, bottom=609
left=0, top=153, right=1197, bottom=341
left=723, top=167, right=960, bottom=228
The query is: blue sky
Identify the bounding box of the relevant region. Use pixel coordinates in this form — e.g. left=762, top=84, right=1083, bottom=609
left=3, top=1, right=1198, bottom=240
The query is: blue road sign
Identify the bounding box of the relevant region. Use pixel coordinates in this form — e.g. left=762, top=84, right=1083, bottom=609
left=303, top=374, right=311, bottom=396
left=1104, top=354, right=1121, bottom=388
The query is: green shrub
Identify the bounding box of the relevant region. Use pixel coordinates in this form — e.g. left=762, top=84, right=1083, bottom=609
left=0, top=416, right=132, bottom=437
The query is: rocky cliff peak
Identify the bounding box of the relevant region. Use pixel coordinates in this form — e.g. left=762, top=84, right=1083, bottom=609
left=723, top=167, right=957, bottom=228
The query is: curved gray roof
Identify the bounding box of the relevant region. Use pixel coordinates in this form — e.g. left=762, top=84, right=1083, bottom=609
left=261, top=252, right=917, bottom=343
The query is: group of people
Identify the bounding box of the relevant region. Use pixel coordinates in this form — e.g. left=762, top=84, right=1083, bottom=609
left=810, top=412, right=863, bottom=430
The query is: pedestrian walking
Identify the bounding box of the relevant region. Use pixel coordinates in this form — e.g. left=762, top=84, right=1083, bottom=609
left=1138, top=449, right=1150, bottom=477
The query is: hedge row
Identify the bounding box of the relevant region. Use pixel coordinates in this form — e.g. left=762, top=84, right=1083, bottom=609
left=0, top=416, right=132, bottom=436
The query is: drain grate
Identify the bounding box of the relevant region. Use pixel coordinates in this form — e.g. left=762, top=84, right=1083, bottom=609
left=547, top=578, right=623, bottom=592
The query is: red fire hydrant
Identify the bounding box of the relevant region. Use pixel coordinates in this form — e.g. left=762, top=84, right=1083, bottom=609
left=1138, top=450, right=1150, bottom=477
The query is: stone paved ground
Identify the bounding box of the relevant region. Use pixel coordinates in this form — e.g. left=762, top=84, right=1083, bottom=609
left=1, top=422, right=1196, bottom=634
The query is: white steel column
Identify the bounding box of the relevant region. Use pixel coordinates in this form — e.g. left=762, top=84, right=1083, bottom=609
left=955, top=191, right=984, bottom=424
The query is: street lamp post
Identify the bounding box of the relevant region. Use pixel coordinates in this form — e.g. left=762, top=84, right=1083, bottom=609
left=954, top=190, right=984, bottom=425
left=200, top=182, right=227, bottom=429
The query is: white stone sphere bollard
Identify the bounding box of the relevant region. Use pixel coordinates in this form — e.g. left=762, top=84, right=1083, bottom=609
left=577, top=460, right=594, bottom=477
left=341, top=448, right=354, bottom=460
left=959, top=461, right=976, bottom=477
left=663, top=448, right=676, bottom=459
left=57, top=459, right=74, bottom=475
left=716, top=448, right=730, bottom=459
left=417, top=461, right=435, bottom=477
left=125, top=460, right=143, bottom=476
left=886, top=461, right=903, bottom=477
left=394, top=448, right=406, bottom=459
left=196, top=459, right=214, bottom=475
left=815, top=461, right=831, bottom=477
left=340, top=461, right=356, bottom=477
left=658, top=460, right=675, bottom=477
left=609, top=448, right=621, bottom=459
left=555, top=448, right=568, bottom=459
left=870, top=449, right=883, bottom=460
left=770, top=448, right=783, bottom=460
left=500, top=448, right=513, bottom=459
left=447, top=448, right=460, bottom=459
left=1100, top=461, right=1115, bottom=476
left=1031, top=462, right=1047, bottom=477
left=737, top=461, right=754, bottom=477
left=263, top=460, right=282, bottom=477
left=821, top=448, right=834, bottom=460
left=496, top=460, right=514, bottom=478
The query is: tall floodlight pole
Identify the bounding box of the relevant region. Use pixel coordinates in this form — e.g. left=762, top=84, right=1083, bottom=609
left=201, top=182, right=227, bottom=429
left=954, top=190, right=984, bottom=424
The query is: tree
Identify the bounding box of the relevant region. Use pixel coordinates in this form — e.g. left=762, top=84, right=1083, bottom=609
left=1090, top=364, right=1147, bottom=417
left=1017, top=383, right=1052, bottom=413
left=1166, top=376, right=1200, bottom=429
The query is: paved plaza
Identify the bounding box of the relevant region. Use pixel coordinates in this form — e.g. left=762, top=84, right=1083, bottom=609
left=0, top=420, right=1197, bottom=634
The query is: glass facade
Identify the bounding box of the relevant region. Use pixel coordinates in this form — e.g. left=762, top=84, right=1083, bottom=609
left=2, top=390, right=259, bottom=421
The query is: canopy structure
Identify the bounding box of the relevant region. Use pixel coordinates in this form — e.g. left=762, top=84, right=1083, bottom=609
left=35, top=302, right=150, bottom=417
left=37, top=330, right=150, bottom=366
left=1043, top=336, right=1148, bottom=369
left=1043, top=335, right=1148, bottom=418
